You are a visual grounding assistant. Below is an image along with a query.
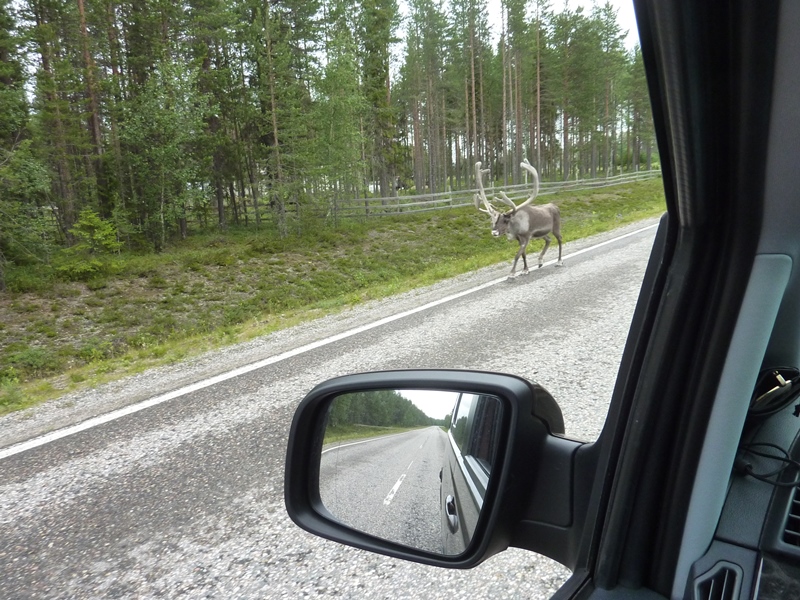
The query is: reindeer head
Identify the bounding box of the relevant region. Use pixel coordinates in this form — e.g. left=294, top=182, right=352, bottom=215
left=490, top=211, right=516, bottom=239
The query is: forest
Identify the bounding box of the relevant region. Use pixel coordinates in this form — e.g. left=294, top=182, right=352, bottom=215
left=326, top=390, right=443, bottom=432
left=0, top=0, right=654, bottom=290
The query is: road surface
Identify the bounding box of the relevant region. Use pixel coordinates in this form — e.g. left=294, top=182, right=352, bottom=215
left=0, top=219, right=658, bottom=599
left=320, top=427, right=447, bottom=553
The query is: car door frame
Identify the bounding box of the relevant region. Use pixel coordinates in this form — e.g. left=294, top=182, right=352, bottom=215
left=552, top=1, right=783, bottom=598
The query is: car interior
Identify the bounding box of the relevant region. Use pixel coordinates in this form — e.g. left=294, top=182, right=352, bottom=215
left=285, top=1, right=800, bottom=599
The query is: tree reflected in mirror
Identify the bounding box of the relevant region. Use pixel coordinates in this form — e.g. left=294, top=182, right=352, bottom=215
left=319, top=390, right=503, bottom=556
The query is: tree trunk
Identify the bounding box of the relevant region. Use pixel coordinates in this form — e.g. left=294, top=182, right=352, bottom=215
left=465, top=77, right=471, bottom=166
left=441, top=94, right=448, bottom=191
left=264, top=4, right=285, bottom=235
left=412, top=97, right=424, bottom=191
left=77, top=0, right=109, bottom=216
left=246, top=153, right=261, bottom=227
left=229, top=181, right=239, bottom=224
left=514, top=50, right=523, bottom=182
left=563, top=112, right=570, bottom=180
left=501, top=28, right=508, bottom=184
left=33, top=0, right=76, bottom=232
left=426, top=76, right=436, bottom=193
left=470, top=23, right=478, bottom=162
left=478, top=40, right=487, bottom=165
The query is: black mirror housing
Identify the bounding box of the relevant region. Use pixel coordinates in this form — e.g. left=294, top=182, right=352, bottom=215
left=284, top=369, right=586, bottom=569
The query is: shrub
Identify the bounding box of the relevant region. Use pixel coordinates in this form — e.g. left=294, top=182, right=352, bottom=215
left=209, top=249, right=237, bottom=267
left=0, top=378, right=24, bottom=411
left=86, top=278, right=108, bottom=291
left=7, top=347, right=61, bottom=378
left=5, top=266, right=55, bottom=293
left=56, top=209, right=123, bottom=281
left=77, top=338, right=114, bottom=362
left=70, top=209, right=124, bottom=254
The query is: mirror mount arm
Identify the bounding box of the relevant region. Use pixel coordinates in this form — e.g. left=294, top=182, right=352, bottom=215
left=508, top=435, right=591, bottom=569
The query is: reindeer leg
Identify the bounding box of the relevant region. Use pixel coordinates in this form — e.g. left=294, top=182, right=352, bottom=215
left=538, top=235, right=551, bottom=268
left=510, top=249, right=522, bottom=276
left=519, top=239, right=530, bottom=275
left=554, top=232, right=564, bottom=267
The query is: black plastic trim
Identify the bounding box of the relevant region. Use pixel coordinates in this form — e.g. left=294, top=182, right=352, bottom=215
left=284, top=369, right=580, bottom=568
left=592, top=1, right=779, bottom=594
left=684, top=542, right=758, bottom=600
left=759, top=427, right=800, bottom=561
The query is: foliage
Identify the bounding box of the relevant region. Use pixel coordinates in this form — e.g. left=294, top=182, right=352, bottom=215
left=313, top=0, right=368, bottom=217
left=0, top=144, right=55, bottom=290
left=55, top=209, right=122, bottom=280
left=0, top=1, right=56, bottom=291
left=118, top=60, right=208, bottom=249
left=6, top=346, right=61, bottom=378
left=67, top=209, right=123, bottom=255
left=0, top=374, right=24, bottom=411
left=327, top=389, right=434, bottom=430
left=0, top=141, right=50, bottom=202
left=0, top=0, right=27, bottom=144
left=0, top=0, right=654, bottom=256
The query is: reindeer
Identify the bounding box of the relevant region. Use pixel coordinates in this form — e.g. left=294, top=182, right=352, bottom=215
left=474, top=159, right=563, bottom=277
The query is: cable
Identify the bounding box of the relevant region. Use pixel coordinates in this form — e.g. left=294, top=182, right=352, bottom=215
left=735, top=442, right=800, bottom=488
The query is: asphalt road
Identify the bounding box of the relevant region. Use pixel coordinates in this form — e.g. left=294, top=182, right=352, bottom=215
left=0, top=220, right=658, bottom=599
left=320, top=427, right=447, bottom=554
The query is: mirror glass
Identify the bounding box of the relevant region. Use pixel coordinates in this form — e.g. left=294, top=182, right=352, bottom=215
left=318, top=389, right=504, bottom=555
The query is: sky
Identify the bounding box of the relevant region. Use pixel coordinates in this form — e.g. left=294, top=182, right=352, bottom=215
left=394, top=0, right=640, bottom=78
left=485, top=0, right=640, bottom=49
left=574, top=0, right=638, bottom=48
left=400, top=390, right=461, bottom=419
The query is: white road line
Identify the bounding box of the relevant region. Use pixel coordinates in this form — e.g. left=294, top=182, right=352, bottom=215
left=383, top=460, right=415, bottom=505
left=321, top=431, right=409, bottom=455
left=0, top=223, right=658, bottom=461
left=383, top=475, right=406, bottom=505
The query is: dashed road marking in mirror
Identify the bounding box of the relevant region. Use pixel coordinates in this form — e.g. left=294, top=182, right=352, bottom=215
left=384, top=460, right=415, bottom=505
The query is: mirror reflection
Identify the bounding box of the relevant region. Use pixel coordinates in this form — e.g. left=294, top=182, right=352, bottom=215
left=319, top=389, right=503, bottom=555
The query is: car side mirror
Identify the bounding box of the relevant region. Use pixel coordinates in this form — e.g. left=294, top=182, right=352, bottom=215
left=285, top=370, right=587, bottom=569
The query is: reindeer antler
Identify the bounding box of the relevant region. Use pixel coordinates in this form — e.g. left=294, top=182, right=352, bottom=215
left=496, top=191, right=519, bottom=210
left=474, top=161, right=497, bottom=215
left=476, top=160, right=541, bottom=214
left=492, top=161, right=540, bottom=212
left=474, top=193, right=491, bottom=214
left=517, top=159, right=540, bottom=209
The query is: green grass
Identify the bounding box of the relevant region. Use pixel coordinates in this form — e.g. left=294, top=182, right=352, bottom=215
left=0, top=177, right=666, bottom=414
left=323, top=424, right=426, bottom=445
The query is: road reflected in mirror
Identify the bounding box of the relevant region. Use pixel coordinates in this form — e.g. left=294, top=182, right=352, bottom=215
left=319, top=389, right=503, bottom=555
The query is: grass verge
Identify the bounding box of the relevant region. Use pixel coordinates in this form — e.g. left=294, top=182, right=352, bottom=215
left=323, top=424, right=425, bottom=445
left=0, top=177, right=666, bottom=415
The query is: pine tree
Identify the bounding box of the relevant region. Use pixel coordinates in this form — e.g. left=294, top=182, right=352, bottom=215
left=0, top=0, right=657, bottom=260
left=360, top=0, right=399, bottom=199
left=315, top=0, right=367, bottom=220
left=0, top=0, right=26, bottom=148
left=0, top=0, right=51, bottom=290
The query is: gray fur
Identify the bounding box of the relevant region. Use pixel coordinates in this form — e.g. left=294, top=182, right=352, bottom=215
left=475, top=160, right=564, bottom=276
